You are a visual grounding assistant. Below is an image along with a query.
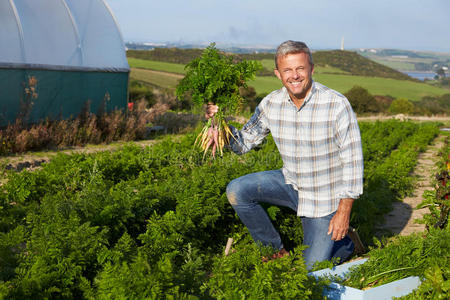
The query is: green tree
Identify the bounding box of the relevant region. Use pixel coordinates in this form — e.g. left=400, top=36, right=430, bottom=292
left=344, top=85, right=380, bottom=114
left=388, top=98, right=414, bottom=115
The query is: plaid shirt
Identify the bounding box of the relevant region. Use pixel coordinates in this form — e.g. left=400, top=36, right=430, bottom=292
left=229, top=81, right=364, bottom=217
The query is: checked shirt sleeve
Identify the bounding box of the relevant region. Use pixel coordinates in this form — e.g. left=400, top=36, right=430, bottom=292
left=228, top=105, right=270, bottom=155
left=335, top=100, right=364, bottom=200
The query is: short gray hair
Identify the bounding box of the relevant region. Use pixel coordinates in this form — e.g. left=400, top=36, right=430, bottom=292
left=275, top=40, right=313, bottom=69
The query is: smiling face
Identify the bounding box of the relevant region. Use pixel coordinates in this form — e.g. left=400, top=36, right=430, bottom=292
left=274, top=52, right=314, bottom=104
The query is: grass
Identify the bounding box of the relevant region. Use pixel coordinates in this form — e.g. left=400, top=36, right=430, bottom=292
left=361, top=51, right=450, bottom=72
left=314, top=65, right=351, bottom=75
left=130, top=58, right=351, bottom=76
left=128, top=58, right=187, bottom=74
left=248, top=76, right=283, bottom=94
left=249, top=74, right=449, bottom=101
left=127, top=58, right=449, bottom=101
left=314, top=73, right=448, bottom=100
left=258, top=59, right=274, bottom=71
left=371, top=58, right=416, bottom=71
left=130, top=68, right=182, bottom=89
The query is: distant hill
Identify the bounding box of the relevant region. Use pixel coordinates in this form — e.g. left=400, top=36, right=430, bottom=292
left=312, top=50, right=417, bottom=81
left=127, top=48, right=417, bottom=81
left=356, top=48, right=450, bottom=72
left=127, top=48, right=275, bottom=64
left=127, top=48, right=204, bottom=64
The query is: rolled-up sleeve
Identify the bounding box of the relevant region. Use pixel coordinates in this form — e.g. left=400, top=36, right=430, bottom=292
left=228, top=105, right=270, bottom=155
left=335, top=100, right=364, bottom=200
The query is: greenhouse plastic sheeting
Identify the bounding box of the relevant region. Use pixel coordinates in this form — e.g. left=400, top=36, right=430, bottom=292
left=0, top=0, right=130, bottom=125
left=0, top=0, right=129, bottom=70
left=0, top=68, right=128, bottom=126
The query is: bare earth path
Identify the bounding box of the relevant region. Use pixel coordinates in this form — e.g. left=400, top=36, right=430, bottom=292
left=376, top=133, right=446, bottom=237
left=0, top=138, right=167, bottom=174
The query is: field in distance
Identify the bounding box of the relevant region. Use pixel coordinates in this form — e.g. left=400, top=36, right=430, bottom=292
left=128, top=54, right=449, bottom=101
left=356, top=48, right=450, bottom=72
left=249, top=73, right=447, bottom=101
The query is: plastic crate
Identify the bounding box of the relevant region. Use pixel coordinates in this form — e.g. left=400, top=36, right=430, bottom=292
left=309, top=258, right=421, bottom=300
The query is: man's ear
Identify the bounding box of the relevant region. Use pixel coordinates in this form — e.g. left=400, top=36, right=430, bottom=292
left=274, top=69, right=281, bottom=80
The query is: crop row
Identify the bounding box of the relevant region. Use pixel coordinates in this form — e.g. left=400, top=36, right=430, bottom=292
left=0, top=120, right=440, bottom=298
left=339, top=134, right=449, bottom=299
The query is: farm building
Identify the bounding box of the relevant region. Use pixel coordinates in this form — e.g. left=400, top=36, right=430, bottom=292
left=0, top=0, right=129, bottom=126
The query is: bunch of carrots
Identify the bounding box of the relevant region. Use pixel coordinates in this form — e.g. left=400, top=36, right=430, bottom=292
left=194, top=113, right=233, bottom=158
left=175, top=43, right=261, bottom=159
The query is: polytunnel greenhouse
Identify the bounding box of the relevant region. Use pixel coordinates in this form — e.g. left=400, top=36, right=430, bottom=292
left=0, top=0, right=130, bottom=126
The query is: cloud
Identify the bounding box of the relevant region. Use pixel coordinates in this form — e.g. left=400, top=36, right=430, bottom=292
left=108, top=0, right=450, bottom=52
left=208, top=20, right=288, bottom=46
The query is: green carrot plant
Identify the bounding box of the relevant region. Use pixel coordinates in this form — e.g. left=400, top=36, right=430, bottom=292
left=176, top=43, right=261, bottom=158
left=331, top=127, right=449, bottom=298
left=0, top=121, right=442, bottom=298
left=337, top=227, right=450, bottom=293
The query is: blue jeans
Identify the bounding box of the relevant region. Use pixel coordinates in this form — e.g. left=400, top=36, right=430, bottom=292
left=226, top=169, right=354, bottom=269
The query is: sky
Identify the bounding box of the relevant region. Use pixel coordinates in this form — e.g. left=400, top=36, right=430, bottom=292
left=107, top=0, right=450, bottom=52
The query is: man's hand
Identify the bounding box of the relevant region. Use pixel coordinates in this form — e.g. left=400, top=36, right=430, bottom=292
left=328, top=198, right=354, bottom=241
left=205, top=103, right=219, bottom=119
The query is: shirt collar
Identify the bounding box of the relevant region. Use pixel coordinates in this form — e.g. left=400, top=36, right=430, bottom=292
left=283, top=80, right=316, bottom=110
left=303, top=81, right=316, bottom=105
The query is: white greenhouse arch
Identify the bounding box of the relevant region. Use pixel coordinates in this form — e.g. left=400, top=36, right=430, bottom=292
left=0, top=0, right=130, bottom=125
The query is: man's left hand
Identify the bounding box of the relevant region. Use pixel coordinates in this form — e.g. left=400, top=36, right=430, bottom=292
left=327, top=198, right=354, bottom=241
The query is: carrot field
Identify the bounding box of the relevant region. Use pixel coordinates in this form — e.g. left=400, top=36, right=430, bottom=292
left=1, top=120, right=448, bottom=299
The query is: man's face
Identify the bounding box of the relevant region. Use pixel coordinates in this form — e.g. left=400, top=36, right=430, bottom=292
left=274, top=52, right=314, bottom=102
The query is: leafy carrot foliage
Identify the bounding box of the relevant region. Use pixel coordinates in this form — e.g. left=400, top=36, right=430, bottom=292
left=176, top=43, right=261, bottom=114
left=0, top=120, right=441, bottom=298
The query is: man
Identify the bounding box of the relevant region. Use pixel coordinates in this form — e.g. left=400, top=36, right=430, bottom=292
left=206, top=40, right=364, bottom=269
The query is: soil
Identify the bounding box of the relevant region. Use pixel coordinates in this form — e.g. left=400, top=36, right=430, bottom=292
left=0, top=139, right=161, bottom=174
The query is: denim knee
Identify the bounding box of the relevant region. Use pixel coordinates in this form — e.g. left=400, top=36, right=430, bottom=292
left=226, top=178, right=243, bottom=206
